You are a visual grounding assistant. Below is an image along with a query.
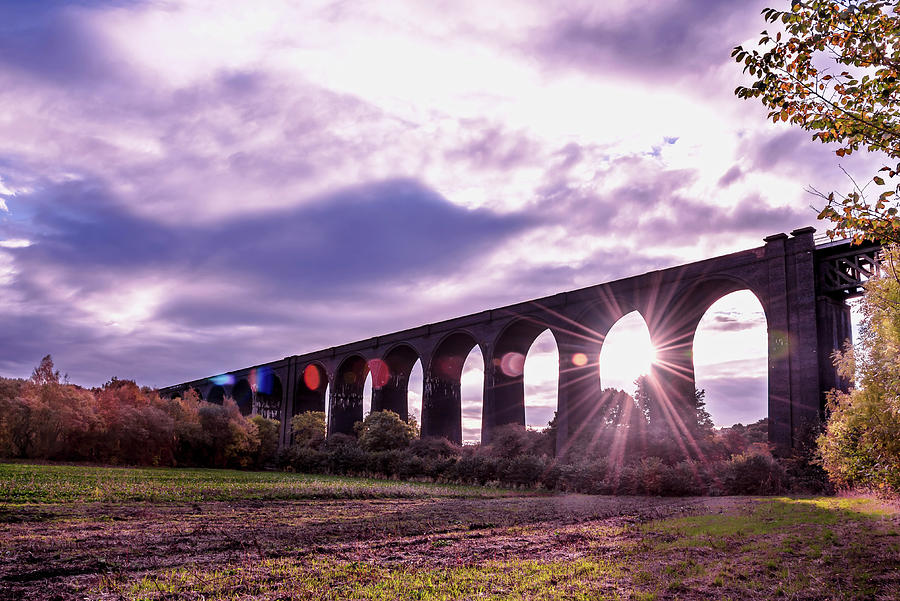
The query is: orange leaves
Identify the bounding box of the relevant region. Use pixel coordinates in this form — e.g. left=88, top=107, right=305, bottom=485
left=735, top=0, right=900, bottom=243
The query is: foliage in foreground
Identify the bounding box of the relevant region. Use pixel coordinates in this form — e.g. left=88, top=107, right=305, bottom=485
left=734, top=1, right=900, bottom=243
left=819, top=248, right=900, bottom=494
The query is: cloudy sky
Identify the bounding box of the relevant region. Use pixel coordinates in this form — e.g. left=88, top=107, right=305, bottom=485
left=0, top=0, right=871, bottom=440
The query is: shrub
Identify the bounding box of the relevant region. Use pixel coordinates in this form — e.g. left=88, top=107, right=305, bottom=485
left=327, top=442, right=367, bottom=475
left=355, top=410, right=418, bottom=452
left=818, top=248, right=900, bottom=494
left=250, top=415, right=281, bottom=467
left=408, top=436, right=461, bottom=459
left=283, top=446, right=328, bottom=474
left=498, top=454, right=545, bottom=487
left=367, top=450, right=404, bottom=478
left=723, top=452, right=786, bottom=495
left=290, top=411, right=326, bottom=450
left=485, top=424, right=552, bottom=459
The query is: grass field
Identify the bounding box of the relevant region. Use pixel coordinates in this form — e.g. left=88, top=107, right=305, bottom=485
left=0, top=462, right=516, bottom=503
left=1, top=462, right=898, bottom=600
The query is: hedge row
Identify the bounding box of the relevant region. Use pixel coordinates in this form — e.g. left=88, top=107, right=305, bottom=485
left=280, top=444, right=794, bottom=496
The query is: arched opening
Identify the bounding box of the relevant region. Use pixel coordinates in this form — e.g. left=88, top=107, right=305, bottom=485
left=373, top=345, right=421, bottom=422
left=294, top=363, right=328, bottom=416
left=330, top=355, right=368, bottom=435
left=524, top=329, right=559, bottom=430
left=324, top=381, right=331, bottom=435
left=363, top=373, right=372, bottom=418
left=693, top=290, right=767, bottom=429
left=208, top=385, right=225, bottom=405
left=232, top=379, right=252, bottom=416
left=255, top=369, right=283, bottom=420
left=486, top=319, right=554, bottom=441
left=599, top=311, right=654, bottom=395
left=408, top=359, right=424, bottom=426
left=461, top=346, right=485, bottom=444
left=426, top=332, right=479, bottom=444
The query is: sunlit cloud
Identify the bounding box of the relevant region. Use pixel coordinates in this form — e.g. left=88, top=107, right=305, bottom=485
left=0, top=239, right=31, bottom=248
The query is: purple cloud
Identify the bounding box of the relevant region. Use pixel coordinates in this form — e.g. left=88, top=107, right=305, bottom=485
left=535, top=0, right=769, bottom=81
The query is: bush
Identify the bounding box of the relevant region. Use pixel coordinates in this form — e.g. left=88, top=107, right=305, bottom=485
left=723, top=452, right=786, bottom=495
left=818, top=249, right=900, bottom=495
left=408, top=437, right=461, bottom=459
left=367, top=449, right=404, bottom=478
left=355, top=410, right=418, bottom=452
left=250, top=415, right=281, bottom=467
left=282, top=446, right=329, bottom=474
left=290, top=411, right=326, bottom=450
left=498, top=454, right=545, bottom=487
left=484, top=424, right=552, bottom=459
left=327, top=442, right=367, bottom=475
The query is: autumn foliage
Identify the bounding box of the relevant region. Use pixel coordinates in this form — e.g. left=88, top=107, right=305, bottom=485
left=734, top=1, right=900, bottom=243
left=0, top=356, right=279, bottom=468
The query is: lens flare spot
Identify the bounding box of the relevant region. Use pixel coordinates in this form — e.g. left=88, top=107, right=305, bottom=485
left=210, top=374, right=235, bottom=386
left=499, top=352, right=526, bottom=377
left=571, top=352, right=588, bottom=367
left=369, top=358, right=391, bottom=389
left=256, top=366, right=274, bottom=394
left=303, top=364, right=321, bottom=391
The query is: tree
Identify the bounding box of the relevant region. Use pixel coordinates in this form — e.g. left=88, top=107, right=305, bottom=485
left=290, top=411, right=327, bottom=449
left=31, top=355, right=60, bottom=387
left=818, top=246, right=900, bottom=492
left=354, top=410, right=418, bottom=452
left=250, top=415, right=281, bottom=466
left=733, top=1, right=900, bottom=243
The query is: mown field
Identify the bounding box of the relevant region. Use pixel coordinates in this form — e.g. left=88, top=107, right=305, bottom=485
left=0, top=463, right=898, bottom=600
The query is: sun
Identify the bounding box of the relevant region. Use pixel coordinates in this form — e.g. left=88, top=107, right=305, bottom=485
left=599, top=311, right=656, bottom=395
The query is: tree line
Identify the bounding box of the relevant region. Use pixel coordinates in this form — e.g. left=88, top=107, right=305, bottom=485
left=0, top=357, right=279, bottom=469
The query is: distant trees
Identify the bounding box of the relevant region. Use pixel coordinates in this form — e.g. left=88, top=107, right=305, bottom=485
left=0, top=355, right=808, bottom=495
left=0, top=356, right=280, bottom=468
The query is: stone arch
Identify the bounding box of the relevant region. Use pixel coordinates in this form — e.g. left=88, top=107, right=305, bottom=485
left=484, top=317, right=556, bottom=442
left=294, top=363, right=328, bottom=416
left=553, top=292, right=639, bottom=447
left=208, top=385, right=225, bottom=405
left=693, top=290, right=768, bottom=428
left=232, top=379, right=253, bottom=416
left=255, top=369, right=283, bottom=419
left=642, top=275, right=766, bottom=441
left=598, top=310, right=654, bottom=394
left=424, top=330, right=482, bottom=444
left=372, top=343, right=422, bottom=421
left=330, top=354, right=369, bottom=435
left=524, top=329, right=560, bottom=430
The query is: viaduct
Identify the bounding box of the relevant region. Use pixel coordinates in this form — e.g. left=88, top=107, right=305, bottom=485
left=161, top=227, right=881, bottom=455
